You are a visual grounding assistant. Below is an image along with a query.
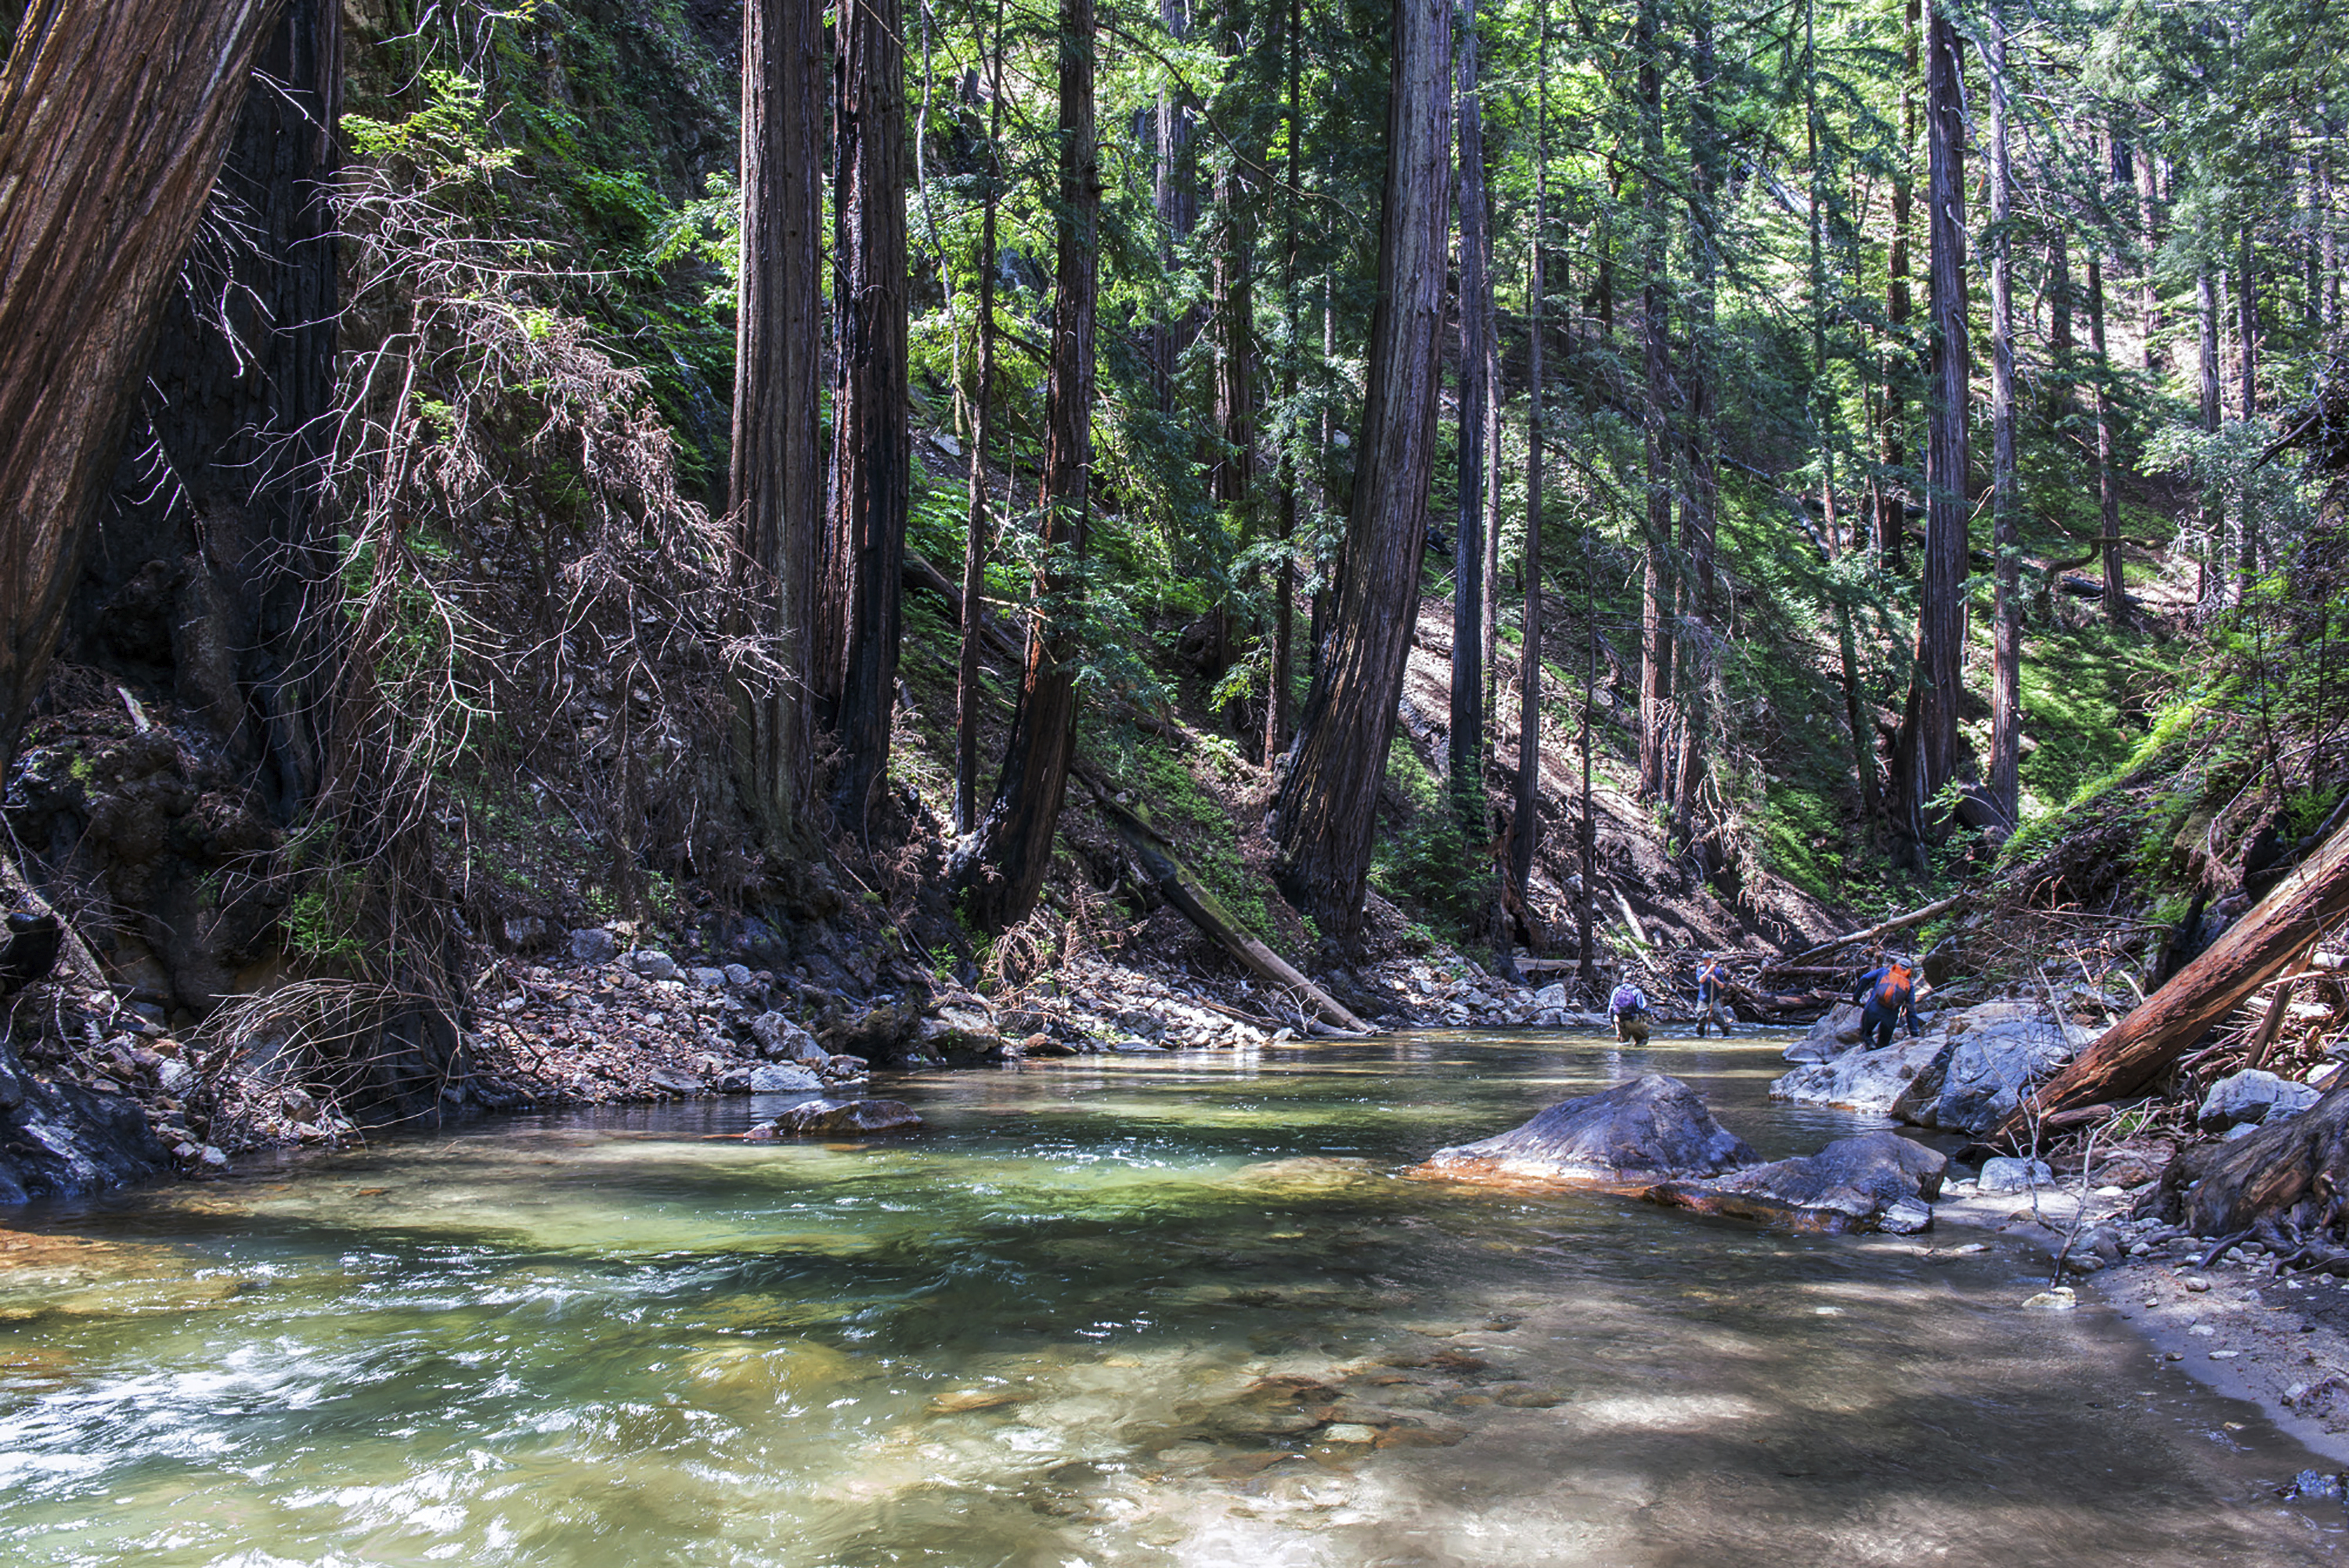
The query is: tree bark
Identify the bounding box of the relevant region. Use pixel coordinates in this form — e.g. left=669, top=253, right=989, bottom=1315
left=1270, top=0, right=1451, bottom=943
left=0, top=0, right=287, bottom=776
left=1152, top=0, right=1197, bottom=411
left=956, top=0, right=1009, bottom=836
left=2238, top=222, right=2259, bottom=420
left=1510, top=0, right=1546, bottom=932
left=1906, top=0, right=1971, bottom=860
left=1997, top=821, right=2349, bottom=1137
left=731, top=0, right=823, bottom=852
left=1875, top=0, right=1919, bottom=567
left=821, top=0, right=911, bottom=825
left=1985, top=0, right=2019, bottom=831
left=1265, top=0, right=1302, bottom=762
left=958, top=0, right=1099, bottom=932
left=96, top=0, right=338, bottom=822
left=1672, top=0, right=1719, bottom=851
left=1452, top=0, right=1489, bottom=829
left=1634, top=0, right=1672, bottom=804
left=2087, top=255, right=2131, bottom=629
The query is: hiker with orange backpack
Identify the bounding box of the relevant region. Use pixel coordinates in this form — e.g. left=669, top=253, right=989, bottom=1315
left=1851, top=955, right=1922, bottom=1051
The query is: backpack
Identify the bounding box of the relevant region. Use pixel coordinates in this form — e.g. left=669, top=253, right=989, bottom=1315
left=1872, top=964, right=1912, bottom=1010
left=1610, top=983, right=1644, bottom=1014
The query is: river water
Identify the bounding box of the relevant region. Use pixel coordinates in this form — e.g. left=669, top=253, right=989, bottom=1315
left=1, top=1029, right=2342, bottom=1566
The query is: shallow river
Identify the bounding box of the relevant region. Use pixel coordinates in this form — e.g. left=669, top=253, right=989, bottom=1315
left=2, top=1029, right=2344, bottom=1566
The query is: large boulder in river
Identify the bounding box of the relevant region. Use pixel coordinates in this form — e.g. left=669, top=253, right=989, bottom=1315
left=745, top=1098, right=922, bottom=1137
left=1650, top=1130, right=1947, bottom=1235
left=1783, top=1003, right=1867, bottom=1063
left=1771, top=1000, right=2095, bottom=1137
left=1423, top=1075, right=1757, bottom=1187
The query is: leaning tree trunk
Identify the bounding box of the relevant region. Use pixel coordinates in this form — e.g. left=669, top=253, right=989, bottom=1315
left=0, top=0, right=286, bottom=777
left=821, top=0, right=911, bottom=826
left=731, top=0, right=824, bottom=852
left=957, top=0, right=1098, bottom=932
left=1268, top=0, right=1450, bottom=943
left=1997, top=820, right=2349, bottom=1138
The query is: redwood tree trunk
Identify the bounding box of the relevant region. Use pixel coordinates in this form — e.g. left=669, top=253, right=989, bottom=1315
left=1634, top=0, right=1672, bottom=804
left=821, top=0, right=911, bottom=824
left=731, top=0, right=824, bottom=851
left=1907, top=0, right=1971, bottom=859
left=2088, top=255, right=2131, bottom=629
left=955, top=0, right=1009, bottom=836
left=958, top=0, right=1099, bottom=932
left=1875, top=0, right=1919, bottom=567
left=0, top=0, right=287, bottom=774
left=1269, top=0, right=1451, bottom=943
left=1452, top=0, right=1490, bottom=828
left=1985, top=0, right=2019, bottom=830
left=1510, top=0, right=1547, bottom=925
left=96, top=0, right=338, bottom=820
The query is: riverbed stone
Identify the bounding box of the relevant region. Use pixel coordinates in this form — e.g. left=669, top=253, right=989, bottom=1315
left=568, top=927, right=620, bottom=964
left=745, top=1098, right=923, bottom=1137
left=1784, top=1004, right=1867, bottom=1064
left=1423, top=1074, right=1759, bottom=1186
left=1977, top=1155, right=2054, bottom=1194
left=1771, top=1033, right=1951, bottom=1119
left=2198, top=1069, right=2322, bottom=1133
left=921, top=1000, right=1011, bottom=1062
left=1650, top=1130, right=1948, bottom=1235
left=630, top=950, right=679, bottom=982
left=749, top=1011, right=826, bottom=1065
left=1907, top=1003, right=2098, bottom=1134
left=746, top=1063, right=824, bottom=1094
left=0, top=1034, right=172, bottom=1206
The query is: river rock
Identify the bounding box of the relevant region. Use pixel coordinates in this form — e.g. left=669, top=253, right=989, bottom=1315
left=921, top=1000, right=1011, bottom=1062
left=745, top=1098, right=923, bottom=1137
left=647, top=1068, right=705, bottom=1094
left=1019, top=1033, right=1078, bottom=1058
left=0, top=1035, right=171, bottom=1205
left=749, top=1011, right=826, bottom=1065
left=1534, top=983, right=1571, bottom=1010
left=1977, top=1155, right=2054, bottom=1194
left=747, top=1063, right=824, bottom=1094
left=1770, top=1033, right=1950, bottom=1119
left=1783, top=1003, right=1866, bottom=1064
left=630, top=949, right=679, bottom=982
left=568, top=927, right=620, bottom=964
left=1423, top=1074, right=1758, bottom=1186
left=1901, top=1002, right=2098, bottom=1134
left=818, top=996, right=923, bottom=1062
left=1649, top=1130, right=1947, bottom=1235
left=2198, top=1069, right=2322, bottom=1133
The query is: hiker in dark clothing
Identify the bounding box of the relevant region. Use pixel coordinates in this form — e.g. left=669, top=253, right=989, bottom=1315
left=1608, top=981, right=1651, bottom=1044
left=1694, top=954, right=1732, bottom=1037
left=1851, top=955, right=1922, bottom=1051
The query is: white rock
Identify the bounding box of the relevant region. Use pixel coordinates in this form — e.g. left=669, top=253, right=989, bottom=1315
left=156, top=1058, right=195, bottom=1095
left=2021, top=1288, right=2077, bottom=1310
left=747, top=1063, right=824, bottom=1094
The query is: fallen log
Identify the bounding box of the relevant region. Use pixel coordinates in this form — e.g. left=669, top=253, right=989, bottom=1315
left=2148, top=1077, right=2349, bottom=1239
left=1083, top=784, right=1372, bottom=1035
left=1993, top=818, right=2349, bottom=1142
left=1776, top=894, right=1968, bottom=968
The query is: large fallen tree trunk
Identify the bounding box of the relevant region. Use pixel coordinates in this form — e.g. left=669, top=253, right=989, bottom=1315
left=2149, top=1077, right=2349, bottom=1243
left=1994, top=820, right=2349, bottom=1143
left=1770, top=894, right=1968, bottom=968
left=1084, top=784, right=1372, bottom=1034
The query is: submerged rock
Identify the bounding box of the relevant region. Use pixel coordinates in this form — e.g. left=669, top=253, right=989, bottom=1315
left=1422, top=1074, right=1758, bottom=1186
left=1650, top=1130, right=1947, bottom=1235
left=745, top=1098, right=922, bottom=1137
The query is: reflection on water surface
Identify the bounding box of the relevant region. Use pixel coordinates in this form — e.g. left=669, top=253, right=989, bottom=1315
left=0, top=1030, right=2340, bottom=1565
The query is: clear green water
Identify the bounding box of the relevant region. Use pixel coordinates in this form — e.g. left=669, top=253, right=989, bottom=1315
left=1, top=1031, right=2340, bottom=1566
